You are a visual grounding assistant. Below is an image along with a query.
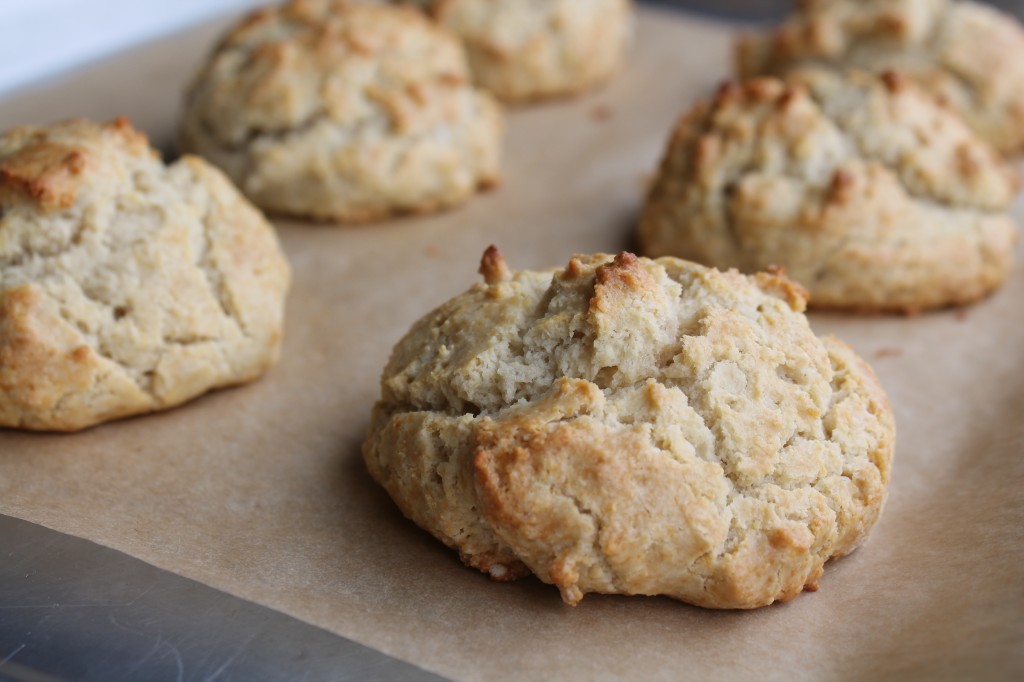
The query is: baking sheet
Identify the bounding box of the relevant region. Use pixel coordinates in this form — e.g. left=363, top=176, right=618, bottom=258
left=1, top=6, right=1022, bottom=680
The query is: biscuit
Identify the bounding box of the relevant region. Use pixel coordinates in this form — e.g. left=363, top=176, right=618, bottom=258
left=736, top=0, right=1024, bottom=154
left=638, top=70, right=1019, bottom=313
left=362, top=247, right=895, bottom=608
left=401, top=0, right=633, bottom=102
left=181, top=0, right=502, bottom=222
left=0, top=118, right=291, bottom=431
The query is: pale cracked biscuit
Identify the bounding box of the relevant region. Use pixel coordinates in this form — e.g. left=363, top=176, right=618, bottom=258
left=736, top=0, right=1024, bottom=154
left=362, top=247, right=895, bottom=608
left=638, top=70, right=1020, bottom=313
left=0, top=118, right=291, bottom=431
left=399, top=0, right=633, bottom=102
left=181, top=0, right=502, bottom=222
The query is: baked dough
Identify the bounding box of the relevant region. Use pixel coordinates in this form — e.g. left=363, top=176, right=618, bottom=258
left=0, top=118, right=291, bottom=431
left=638, top=70, right=1019, bottom=313
left=401, top=0, right=633, bottom=102
left=363, top=247, right=895, bottom=608
left=736, top=0, right=1024, bottom=154
left=181, top=0, right=502, bottom=222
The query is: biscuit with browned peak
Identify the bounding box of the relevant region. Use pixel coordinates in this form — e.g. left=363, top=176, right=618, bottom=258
left=737, top=0, right=1024, bottom=154
left=638, top=70, right=1019, bottom=313
left=181, top=0, right=502, bottom=222
left=362, top=247, right=895, bottom=608
left=400, top=0, right=633, bottom=102
left=0, top=118, right=290, bottom=431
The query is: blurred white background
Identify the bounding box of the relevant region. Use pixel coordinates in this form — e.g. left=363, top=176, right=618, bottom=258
left=0, top=0, right=266, bottom=94
left=1, top=0, right=1021, bottom=96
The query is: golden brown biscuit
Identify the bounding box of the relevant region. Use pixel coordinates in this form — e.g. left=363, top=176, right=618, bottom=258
left=736, top=0, right=1024, bottom=154
left=181, top=0, right=502, bottom=222
left=363, top=248, right=895, bottom=608
left=401, top=0, right=633, bottom=102
left=0, top=118, right=291, bottom=431
left=638, top=70, right=1019, bottom=313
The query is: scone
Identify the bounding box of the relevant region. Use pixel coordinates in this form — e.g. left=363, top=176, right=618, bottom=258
left=638, top=70, right=1020, bottom=313
left=181, top=0, right=502, bottom=222
left=400, top=0, right=633, bottom=102
left=363, top=247, right=895, bottom=608
left=0, top=118, right=291, bottom=432
left=736, top=0, right=1024, bottom=154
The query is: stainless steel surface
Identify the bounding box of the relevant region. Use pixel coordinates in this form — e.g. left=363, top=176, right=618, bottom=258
left=0, top=515, right=446, bottom=682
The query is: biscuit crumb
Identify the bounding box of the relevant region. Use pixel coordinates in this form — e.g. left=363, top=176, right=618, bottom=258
left=424, top=244, right=440, bottom=258
left=874, top=347, right=902, bottom=359
left=590, top=105, right=613, bottom=122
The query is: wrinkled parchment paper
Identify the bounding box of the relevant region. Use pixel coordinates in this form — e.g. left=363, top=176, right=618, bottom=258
left=0, top=6, right=1021, bottom=680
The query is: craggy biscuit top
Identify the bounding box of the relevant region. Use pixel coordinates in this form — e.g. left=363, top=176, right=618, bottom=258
left=0, top=117, right=153, bottom=213
left=737, top=0, right=1024, bottom=153
left=0, top=118, right=291, bottom=431
left=638, top=70, right=1019, bottom=312
left=181, top=0, right=502, bottom=221
left=363, top=248, right=895, bottom=608
left=399, top=0, right=633, bottom=102
left=666, top=71, right=1016, bottom=212
left=188, top=0, right=471, bottom=147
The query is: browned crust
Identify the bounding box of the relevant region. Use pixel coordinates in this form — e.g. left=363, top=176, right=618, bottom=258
left=589, top=252, right=654, bottom=315
left=457, top=547, right=532, bottom=582
left=478, top=245, right=511, bottom=285
left=0, top=116, right=147, bottom=212
left=0, top=285, right=147, bottom=431
left=754, top=266, right=810, bottom=312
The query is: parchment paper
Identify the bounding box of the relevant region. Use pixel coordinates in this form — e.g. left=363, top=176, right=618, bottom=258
left=1, top=6, right=1022, bottom=680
